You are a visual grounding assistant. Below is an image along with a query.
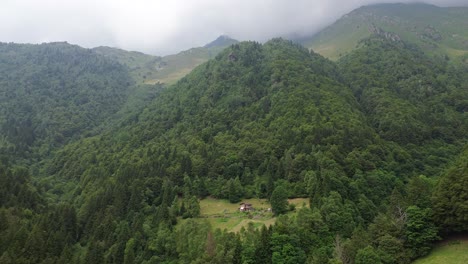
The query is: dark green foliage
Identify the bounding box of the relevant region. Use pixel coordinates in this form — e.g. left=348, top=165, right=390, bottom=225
left=404, top=206, right=439, bottom=258
left=355, top=246, right=382, bottom=264
left=183, top=196, right=201, bottom=219
left=320, top=192, right=356, bottom=237
left=339, top=36, right=467, bottom=175
left=254, top=225, right=272, bottom=264
left=406, top=175, right=433, bottom=209
left=228, top=177, right=244, bottom=203
left=0, top=164, right=41, bottom=209
left=0, top=34, right=466, bottom=264
left=270, top=185, right=289, bottom=215
left=0, top=42, right=133, bottom=158
left=270, top=233, right=306, bottom=264
left=432, top=147, right=468, bottom=233
left=375, top=234, right=408, bottom=264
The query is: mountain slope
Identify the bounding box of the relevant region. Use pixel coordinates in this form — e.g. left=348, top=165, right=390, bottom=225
left=1, top=7, right=467, bottom=261
left=36, top=38, right=466, bottom=263
left=148, top=35, right=239, bottom=85
left=0, top=42, right=133, bottom=159
left=1, top=36, right=466, bottom=263
left=94, top=35, right=239, bottom=85
left=301, top=3, right=468, bottom=60
left=338, top=35, right=467, bottom=180
left=92, top=46, right=163, bottom=83
left=48, top=39, right=381, bottom=196
left=339, top=36, right=467, bottom=143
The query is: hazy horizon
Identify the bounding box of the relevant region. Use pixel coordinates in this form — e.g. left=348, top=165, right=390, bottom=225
left=1, top=0, right=467, bottom=55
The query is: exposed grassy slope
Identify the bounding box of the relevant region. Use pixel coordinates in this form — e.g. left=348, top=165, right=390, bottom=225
left=301, top=3, right=468, bottom=60
left=147, top=35, right=238, bottom=85
left=147, top=47, right=221, bottom=85
left=94, top=36, right=238, bottom=85
left=413, top=237, right=468, bottom=264
left=93, top=46, right=162, bottom=83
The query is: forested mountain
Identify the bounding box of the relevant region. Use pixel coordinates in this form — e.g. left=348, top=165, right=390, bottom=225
left=1, top=35, right=466, bottom=263
left=0, top=42, right=133, bottom=161
left=300, top=3, right=468, bottom=60
left=0, top=5, right=467, bottom=264
left=338, top=36, right=467, bottom=176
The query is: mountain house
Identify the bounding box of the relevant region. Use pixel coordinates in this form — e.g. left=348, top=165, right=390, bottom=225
left=239, top=203, right=253, bottom=212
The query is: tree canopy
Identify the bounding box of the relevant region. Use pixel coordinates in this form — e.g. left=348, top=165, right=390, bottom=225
left=0, top=36, right=466, bottom=263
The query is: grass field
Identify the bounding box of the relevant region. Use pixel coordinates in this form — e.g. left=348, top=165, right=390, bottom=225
left=413, top=236, right=468, bottom=264
left=182, top=197, right=309, bottom=232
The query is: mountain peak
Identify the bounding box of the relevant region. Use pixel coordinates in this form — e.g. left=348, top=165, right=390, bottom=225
left=204, top=35, right=238, bottom=48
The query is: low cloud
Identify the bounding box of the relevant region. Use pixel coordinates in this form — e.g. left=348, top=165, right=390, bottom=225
left=0, top=0, right=466, bottom=55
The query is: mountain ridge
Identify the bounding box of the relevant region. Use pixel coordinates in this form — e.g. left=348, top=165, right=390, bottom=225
left=299, top=3, right=468, bottom=60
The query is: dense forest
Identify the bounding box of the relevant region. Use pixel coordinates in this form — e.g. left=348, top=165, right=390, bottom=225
left=0, top=34, right=466, bottom=263
left=0, top=42, right=133, bottom=160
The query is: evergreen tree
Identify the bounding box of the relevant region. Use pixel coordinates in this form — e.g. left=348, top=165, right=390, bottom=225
left=254, top=225, right=272, bottom=264
left=270, top=185, right=289, bottom=215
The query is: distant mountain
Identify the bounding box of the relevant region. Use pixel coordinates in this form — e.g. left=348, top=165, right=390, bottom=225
left=94, top=35, right=239, bottom=85
left=148, top=36, right=239, bottom=84
left=93, top=46, right=162, bottom=83
left=300, top=3, right=468, bottom=60
left=203, top=35, right=238, bottom=48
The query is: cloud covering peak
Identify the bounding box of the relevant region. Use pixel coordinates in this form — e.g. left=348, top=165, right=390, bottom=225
left=1, top=0, right=466, bottom=55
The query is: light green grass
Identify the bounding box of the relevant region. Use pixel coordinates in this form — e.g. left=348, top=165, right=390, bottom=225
left=194, top=197, right=309, bottom=232
left=200, top=197, right=271, bottom=216
left=95, top=45, right=230, bottom=85
left=413, top=239, right=468, bottom=264
left=146, top=45, right=231, bottom=85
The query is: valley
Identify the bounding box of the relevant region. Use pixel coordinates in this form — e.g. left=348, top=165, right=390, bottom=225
left=0, top=3, right=467, bottom=264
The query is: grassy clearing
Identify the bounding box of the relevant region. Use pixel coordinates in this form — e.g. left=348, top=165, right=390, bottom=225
left=193, top=197, right=309, bottom=232
left=200, top=197, right=270, bottom=216
left=443, top=47, right=468, bottom=58
left=413, top=237, right=468, bottom=264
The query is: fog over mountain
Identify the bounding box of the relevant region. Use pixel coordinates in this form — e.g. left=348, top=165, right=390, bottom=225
left=1, top=0, right=467, bottom=55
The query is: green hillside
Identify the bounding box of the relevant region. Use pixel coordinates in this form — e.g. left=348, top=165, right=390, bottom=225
left=0, top=42, right=133, bottom=159
left=0, top=6, right=467, bottom=263
left=301, top=3, right=468, bottom=60
left=1, top=38, right=458, bottom=263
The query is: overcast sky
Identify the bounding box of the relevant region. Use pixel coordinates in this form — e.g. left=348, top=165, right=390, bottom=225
left=1, top=0, right=467, bottom=55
